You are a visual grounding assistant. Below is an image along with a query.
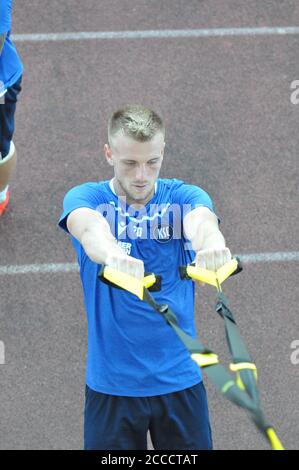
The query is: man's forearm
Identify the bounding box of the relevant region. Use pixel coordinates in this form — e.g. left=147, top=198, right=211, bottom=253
left=199, top=229, right=226, bottom=251
left=81, top=219, right=124, bottom=265
left=192, top=228, right=231, bottom=273
left=183, top=207, right=231, bottom=272
left=188, top=219, right=226, bottom=253
left=80, top=218, right=144, bottom=278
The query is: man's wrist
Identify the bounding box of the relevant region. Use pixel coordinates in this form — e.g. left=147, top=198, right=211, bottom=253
left=200, top=231, right=226, bottom=250
left=104, top=242, right=127, bottom=265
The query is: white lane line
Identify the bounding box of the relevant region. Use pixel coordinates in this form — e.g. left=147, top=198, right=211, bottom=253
left=237, top=252, right=299, bottom=263
left=0, top=263, right=78, bottom=275
left=0, top=252, right=298, bottom=275
left=11, top=26, right=299, bottom=42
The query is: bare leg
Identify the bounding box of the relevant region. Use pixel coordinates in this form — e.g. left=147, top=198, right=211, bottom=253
left=0, top=142, right=17, bottom=192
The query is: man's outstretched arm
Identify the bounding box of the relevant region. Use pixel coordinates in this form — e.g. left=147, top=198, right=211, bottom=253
left=66, top=207, right=144, bottom=279
left=183, top=206, right=232, bottom=273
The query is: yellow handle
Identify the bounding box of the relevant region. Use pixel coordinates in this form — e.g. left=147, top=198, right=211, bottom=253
left=100, top=266, right=144, bottom=299
left=186, top=258, right=239, bottom=288
left=100, top=266, right=159, bottom=300
left=191, top=352, right=219, bottom=368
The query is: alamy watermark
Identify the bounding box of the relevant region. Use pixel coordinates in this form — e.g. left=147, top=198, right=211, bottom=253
left=96, top=200, right=201, bottom=251
left=290, top=340, right=299, bottom=365
left=290, top=80, right=299, bottom=104
left=290, top=339, right=299, bottom=366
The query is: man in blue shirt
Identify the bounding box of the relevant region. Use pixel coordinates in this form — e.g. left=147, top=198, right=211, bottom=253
left=59, top=104, right=232, bottom=450
left=0, top=0, right=23, bottom=216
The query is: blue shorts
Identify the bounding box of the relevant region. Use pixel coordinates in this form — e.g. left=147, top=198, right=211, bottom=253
left=0, top=74, right=22, bottom=159
left=84, top=381, right=213, bottom=450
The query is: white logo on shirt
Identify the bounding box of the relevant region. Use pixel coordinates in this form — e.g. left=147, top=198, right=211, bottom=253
left=117, top=241, right=132, bottom=255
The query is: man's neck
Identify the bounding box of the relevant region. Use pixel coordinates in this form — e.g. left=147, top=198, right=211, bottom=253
left=110, top=178, right=157, bottom=210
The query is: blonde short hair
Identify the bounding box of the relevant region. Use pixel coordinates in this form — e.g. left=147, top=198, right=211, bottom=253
left=108, top=104, right=165, bottom=148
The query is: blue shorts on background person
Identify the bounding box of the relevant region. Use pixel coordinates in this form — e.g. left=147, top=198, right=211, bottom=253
left=0, top=0, right=23, bottom=216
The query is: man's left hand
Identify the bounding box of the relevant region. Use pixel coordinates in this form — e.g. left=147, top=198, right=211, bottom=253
left=194, top=247, right=232, bottom=272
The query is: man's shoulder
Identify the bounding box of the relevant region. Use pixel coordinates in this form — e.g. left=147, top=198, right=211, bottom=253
left=158, top=177, right=186, bottom=191
left=59, top=181, right=111, bottom=231
left=157, top=179, right=214, bottom=213
left=65, top=180, right=109, bottom=198
left=159, top=178, right=207, bottom=195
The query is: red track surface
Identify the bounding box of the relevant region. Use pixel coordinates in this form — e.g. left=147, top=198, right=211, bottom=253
left=0, top=0, right=298, bottom=449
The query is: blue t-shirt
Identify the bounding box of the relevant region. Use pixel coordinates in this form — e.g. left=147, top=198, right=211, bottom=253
left=58, top=178, right=220, bottom=396
left=0, top=1, right=23, bottom=92
left=0, top=0, right=11, bottom=33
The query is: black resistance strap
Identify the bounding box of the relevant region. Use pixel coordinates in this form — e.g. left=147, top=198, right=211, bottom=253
left=98, top=257, right=284, bottom=450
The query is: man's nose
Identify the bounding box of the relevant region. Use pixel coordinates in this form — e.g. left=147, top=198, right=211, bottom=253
left=135, top=164, right=146, bottom=180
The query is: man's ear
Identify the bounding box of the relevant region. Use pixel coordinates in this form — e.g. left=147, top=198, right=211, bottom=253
left=104, top=144, right=114, bottom=166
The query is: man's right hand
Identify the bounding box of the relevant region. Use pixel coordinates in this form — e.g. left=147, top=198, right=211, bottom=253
left=105, top=251, right=145, bottom=280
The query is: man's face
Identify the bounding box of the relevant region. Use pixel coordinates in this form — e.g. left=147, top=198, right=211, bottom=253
left=104, top=132, right=165, bottom=207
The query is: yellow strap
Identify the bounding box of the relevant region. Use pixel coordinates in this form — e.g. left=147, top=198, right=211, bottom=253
left=230, top=363, right=258, bottom=388
left=186, top=258, right=239, bottom=288
left=266, top=428, right=284, bottom=450
left=101, top=267, right=159, bottom=299
left=216, top=258, right=239, bottom=285
left=101, top=266, right=145, bottom=299
left=191, top=352, right=219, bottom=368
left=143, top=273, right=157, bottom=289
left=230, top=362, right=257, bottom=372
left=235, top=373, right=245, bottom=390
left=186, top=265, right=219, bottom=287
left=221, top=380, right=235, bottom=394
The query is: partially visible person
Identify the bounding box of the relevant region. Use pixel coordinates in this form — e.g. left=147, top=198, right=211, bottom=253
left=0, top=0, right=23, bottom=216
